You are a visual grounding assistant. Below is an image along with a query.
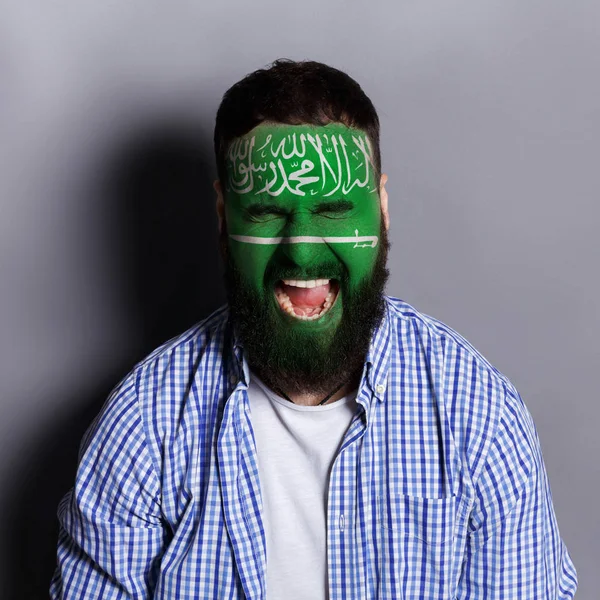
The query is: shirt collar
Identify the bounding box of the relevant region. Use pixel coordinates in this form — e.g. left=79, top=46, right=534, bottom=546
left=229, top=320, right=249, bottom=387
left=363, top=297, right=392, bottom=402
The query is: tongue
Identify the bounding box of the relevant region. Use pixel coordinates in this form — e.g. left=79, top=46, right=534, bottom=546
left=283, top=283, right=329, bottom=308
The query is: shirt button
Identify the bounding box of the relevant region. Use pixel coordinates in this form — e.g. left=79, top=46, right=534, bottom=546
left=376, top=384, right=385, bottom=394
left=229, top=374, right=237, bottom=386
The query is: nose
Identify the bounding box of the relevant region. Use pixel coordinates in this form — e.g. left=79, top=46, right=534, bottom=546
left=278, top=212, right=332, bottom=268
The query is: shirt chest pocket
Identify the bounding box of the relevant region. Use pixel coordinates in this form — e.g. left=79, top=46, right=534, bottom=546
left=375, top=494, right=457, bottom=600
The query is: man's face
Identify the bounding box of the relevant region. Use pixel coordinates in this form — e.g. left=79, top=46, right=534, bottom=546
left=221, top=122, right=389, bottom=394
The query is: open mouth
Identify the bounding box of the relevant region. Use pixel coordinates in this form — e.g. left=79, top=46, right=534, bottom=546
left=274, top=279, right=340, bottom=321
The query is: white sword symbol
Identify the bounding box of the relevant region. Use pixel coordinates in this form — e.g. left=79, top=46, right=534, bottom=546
left=229, top=230, right=378, bottom=248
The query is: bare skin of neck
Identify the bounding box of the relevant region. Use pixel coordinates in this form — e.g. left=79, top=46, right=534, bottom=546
left=284, top=373, right=361, bottom=407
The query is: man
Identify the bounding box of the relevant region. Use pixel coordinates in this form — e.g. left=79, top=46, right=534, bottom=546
left=51, top=59, right=577, bottom=599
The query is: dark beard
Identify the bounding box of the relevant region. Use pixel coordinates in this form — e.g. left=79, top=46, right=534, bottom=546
left=222, top=224, right=389, bottom=396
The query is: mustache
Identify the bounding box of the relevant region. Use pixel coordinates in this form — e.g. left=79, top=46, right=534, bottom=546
left=264, top=261, right=346, bottom=284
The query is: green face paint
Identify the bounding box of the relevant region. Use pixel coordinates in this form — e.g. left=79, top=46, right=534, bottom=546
left=224, top=122, right=382, bottom=341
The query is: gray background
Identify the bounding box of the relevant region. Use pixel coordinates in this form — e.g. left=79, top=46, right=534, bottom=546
left=1, top=1, right=597, bottom=597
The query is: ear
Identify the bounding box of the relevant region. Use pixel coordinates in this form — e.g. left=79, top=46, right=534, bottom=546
left=214, top=179, right=225, bottom=233
left=379, top=173, right=390, bottom=230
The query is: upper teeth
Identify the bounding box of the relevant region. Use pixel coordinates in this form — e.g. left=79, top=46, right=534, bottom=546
left=282, top=279, right=330, bottom=288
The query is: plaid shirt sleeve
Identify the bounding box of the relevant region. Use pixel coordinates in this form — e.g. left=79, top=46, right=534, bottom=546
left=457, top=384, right=578, bottom=599
left=49, top=370, right=167, bottom=599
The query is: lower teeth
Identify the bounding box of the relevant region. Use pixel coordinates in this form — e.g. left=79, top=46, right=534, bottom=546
left=276, top=290, right=335, bottom=320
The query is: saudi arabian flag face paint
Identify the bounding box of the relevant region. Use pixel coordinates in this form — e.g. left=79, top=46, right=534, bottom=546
left=224, top=122, right=382, bottom=336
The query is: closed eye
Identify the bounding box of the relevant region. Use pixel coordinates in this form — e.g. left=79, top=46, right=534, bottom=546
left=312, top=200, right=355, bottom=218
left=244, top=204, right=288, bottom=222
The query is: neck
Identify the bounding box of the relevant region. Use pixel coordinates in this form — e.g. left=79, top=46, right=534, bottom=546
left=284, top=380, right=357, bottom=406
left=266, top=370, right=361, bottom=407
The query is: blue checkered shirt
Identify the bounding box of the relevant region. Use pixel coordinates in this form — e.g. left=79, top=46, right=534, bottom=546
left=50, top=297, right=577, bottom=599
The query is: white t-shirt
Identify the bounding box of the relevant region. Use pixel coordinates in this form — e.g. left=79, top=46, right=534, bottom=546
left=248, top=375, right=358, bottom=600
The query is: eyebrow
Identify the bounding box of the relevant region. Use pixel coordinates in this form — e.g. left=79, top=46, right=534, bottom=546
left=244, top=199, right=355, bottom=216
left=245, top=203, right=288, bottom=216
left=311, top=200, right=355, bottom=213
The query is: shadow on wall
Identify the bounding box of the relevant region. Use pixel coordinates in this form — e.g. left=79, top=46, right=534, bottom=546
left=2, top=122, right=224, bottom=599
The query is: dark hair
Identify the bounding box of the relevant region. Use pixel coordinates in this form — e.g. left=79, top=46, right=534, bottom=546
left=214, top=59, right=381, bottom=187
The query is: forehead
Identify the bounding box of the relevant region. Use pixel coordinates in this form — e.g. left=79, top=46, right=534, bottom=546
left=224, top=122, right=377, bottom=203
